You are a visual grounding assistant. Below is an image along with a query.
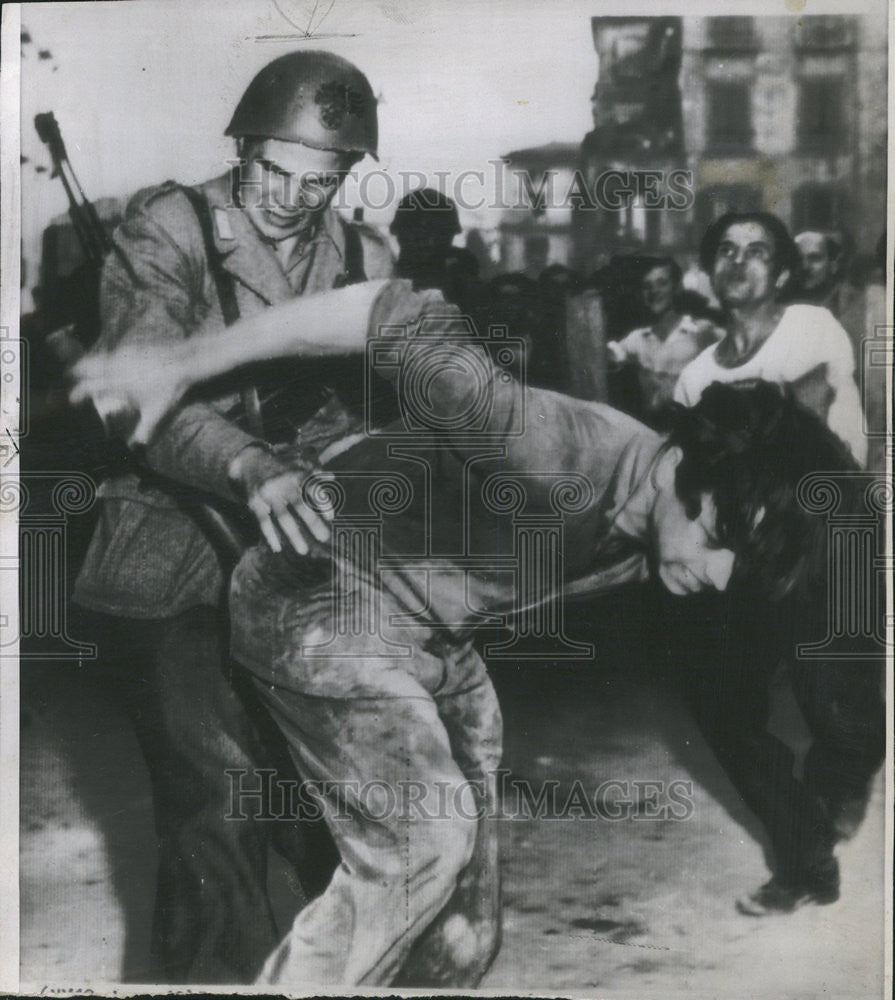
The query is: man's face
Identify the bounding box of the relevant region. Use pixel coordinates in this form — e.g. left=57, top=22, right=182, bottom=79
left=711, top=221, right=788, bottom=308
left=651, top=447, right=736, bottom=596
left=641, top=265, right=676, bottom=318
left=240, top=139, right=354, bottom=241
left=795, top=232, right=835, bottom=291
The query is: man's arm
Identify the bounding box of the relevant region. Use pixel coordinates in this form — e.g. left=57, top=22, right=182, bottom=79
left=73, top=278, right=614, bottom=492
left=88, top=186, right=352, bottom=550
left=72, top=277, right=391, bottom=444
left=818, top=311, right=867, bottom=467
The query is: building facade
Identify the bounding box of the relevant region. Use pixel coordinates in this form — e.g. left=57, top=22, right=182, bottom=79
left=498, top=12, right=887, bottom=277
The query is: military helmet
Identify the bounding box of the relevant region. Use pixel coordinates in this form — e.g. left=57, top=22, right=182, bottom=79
left=390, top=188, right=461, bottom=237
left=226, top=51, right=378, bottom=159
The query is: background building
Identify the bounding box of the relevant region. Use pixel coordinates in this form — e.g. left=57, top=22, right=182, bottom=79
left=497, top=142, right=580, bottom=277
left=499, top=12, right=888, bottom=276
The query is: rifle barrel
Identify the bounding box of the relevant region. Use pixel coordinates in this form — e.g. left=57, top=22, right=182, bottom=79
left=36, top=112, right=111, bottom=267
left=56, top=160, right=108, bottom=267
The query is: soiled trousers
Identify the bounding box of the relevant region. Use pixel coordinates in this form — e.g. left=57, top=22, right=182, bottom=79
left=230, top=558, right=503, bottom=988
left=87, top=606, right=338, bottom=983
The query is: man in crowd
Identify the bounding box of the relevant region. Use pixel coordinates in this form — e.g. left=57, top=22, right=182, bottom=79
left=607, top=255, right=721, bottom=421
left=673, top=212, right=884, bottom=915
left=71, top=51, right=392, bottom=982
left=391, top=187, right=462, bottom=287
left=792, top=228, right=870, bottom=414
left=793, top=229, right=864, bottom=335
left=73, top=275, right=857, bottom=984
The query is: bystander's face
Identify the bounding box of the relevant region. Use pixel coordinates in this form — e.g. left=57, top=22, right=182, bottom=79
left=711, top=221, right=789, bottom=309
left=650, top=447, right=737, bottom=596
left=795, top=231, right=835, bottom=291
left=239, top=139, right=353, bottom=241
left=641, top=265, right=677, bottom=319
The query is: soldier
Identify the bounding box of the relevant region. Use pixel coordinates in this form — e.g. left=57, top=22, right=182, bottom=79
left=72, top=51, right=392, bottom=983
left=390, top=187, right=462, bottom=291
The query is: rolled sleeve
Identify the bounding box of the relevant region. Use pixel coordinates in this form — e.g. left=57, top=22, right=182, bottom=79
left=363, top=280, right=630, bottom=495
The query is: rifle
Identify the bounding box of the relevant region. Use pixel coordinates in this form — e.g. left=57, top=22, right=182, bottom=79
left=36, top=113, right=150, bottom=352
left=34, top=112, right=112, bottom=270
left=33, top=112, right=247, bottom=562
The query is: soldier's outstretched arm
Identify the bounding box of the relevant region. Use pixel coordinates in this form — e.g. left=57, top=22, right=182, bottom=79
left=72, top=277, right=594, bottom=481
left=71, top=278, right=392, bottom=444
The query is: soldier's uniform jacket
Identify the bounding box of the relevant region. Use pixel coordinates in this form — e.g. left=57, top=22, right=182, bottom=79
left=74, top=172, right=393, bottom=618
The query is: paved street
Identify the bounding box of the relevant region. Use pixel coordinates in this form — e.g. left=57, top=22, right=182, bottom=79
left=20, top=652, right=885, bottom=998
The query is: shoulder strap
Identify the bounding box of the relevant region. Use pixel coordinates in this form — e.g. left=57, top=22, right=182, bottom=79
left=340, top=219, right=367, bottom=286
left=180, top=185, right=264, bottom=436
left=179, top=185, right=241, bottom=327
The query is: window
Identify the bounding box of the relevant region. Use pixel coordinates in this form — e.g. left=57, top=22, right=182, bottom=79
left=791, top=184, right=847, bottom=233
left=524, top=235, right=550, bottom=274
left=707, top=17, right=756, bottom=50
left=706, top=82, right=753, bottom=153
left=694, top=185, right=762, bottom=240
left=793, top=16, right=856, bottom=51
left=797, top=78, right=846, bottom=153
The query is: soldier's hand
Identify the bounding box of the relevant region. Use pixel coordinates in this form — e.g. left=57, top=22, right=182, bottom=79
left=229, top=446, right=333, bottom=555
left=68, top=344, right=188, bottom=445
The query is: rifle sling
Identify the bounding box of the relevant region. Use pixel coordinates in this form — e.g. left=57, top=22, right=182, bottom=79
left=173, top=189, right=369, bottom=566
left=179, top=185, right=264, bottom=437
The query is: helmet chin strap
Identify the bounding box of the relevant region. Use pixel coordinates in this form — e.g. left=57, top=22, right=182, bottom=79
left=249, top=214, right=319, bottom=248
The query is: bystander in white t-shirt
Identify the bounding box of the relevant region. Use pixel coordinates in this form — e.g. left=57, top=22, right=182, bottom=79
left=674, top=304, right=866, bottom=466
left=608, top=315, right=721, bottom=413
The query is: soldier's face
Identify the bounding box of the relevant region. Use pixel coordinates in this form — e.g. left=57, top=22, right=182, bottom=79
left=650, top=446, right=736, bottom=596
left=240, top=139, right=354, bottom=240
left=396, top=227, right=454, bottom=264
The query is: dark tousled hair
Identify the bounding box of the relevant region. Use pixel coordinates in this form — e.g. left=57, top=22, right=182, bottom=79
left=667, top=380, right=857, bottom=599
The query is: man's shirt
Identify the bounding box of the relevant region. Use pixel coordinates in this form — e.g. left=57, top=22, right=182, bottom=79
left=231, top=282, right=666, bottom=651
left=674, top=304, right=866, bottom=466
left=608, top=314, right=721, bottom=412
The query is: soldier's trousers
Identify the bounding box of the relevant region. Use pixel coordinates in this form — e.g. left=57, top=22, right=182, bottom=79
left=230, top=560, right=503, bottom=988
left=88, top=606, right=338, bottom=983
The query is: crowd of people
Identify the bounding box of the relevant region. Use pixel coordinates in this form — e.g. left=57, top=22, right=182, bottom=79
left=63, top=50, right=886, bottom=989
left=390, top=186, right=884, bottom=462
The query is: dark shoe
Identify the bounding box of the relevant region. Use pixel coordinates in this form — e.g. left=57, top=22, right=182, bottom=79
left=736, top=860, right=840, bottom=917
